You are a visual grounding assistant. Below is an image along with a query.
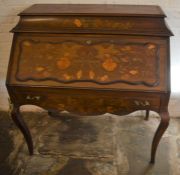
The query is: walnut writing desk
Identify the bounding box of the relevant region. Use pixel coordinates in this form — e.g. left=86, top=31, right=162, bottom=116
left=6, top=4, right=173, bottom=163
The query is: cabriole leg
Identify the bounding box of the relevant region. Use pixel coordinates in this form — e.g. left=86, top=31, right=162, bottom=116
left=144, top=110, right=149, bottom=120
left=145, top=110, right=150, bottom=121
left=11, top=105, right=33, bottom=155
left=150, top=110, right=170, bottom=163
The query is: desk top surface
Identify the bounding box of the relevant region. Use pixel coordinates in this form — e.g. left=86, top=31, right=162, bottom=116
left=19, top=4, right=165, bottom=17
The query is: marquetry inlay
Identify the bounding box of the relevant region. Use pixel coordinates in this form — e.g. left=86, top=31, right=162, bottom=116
left=74, top=19, right=83, bottom=27
left=7, top=4, right=173, bottom=163
left=16, top=39, right=160, bottom=86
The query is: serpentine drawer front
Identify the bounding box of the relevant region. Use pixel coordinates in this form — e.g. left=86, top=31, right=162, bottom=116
left=6, top=4, right=173, bottom=164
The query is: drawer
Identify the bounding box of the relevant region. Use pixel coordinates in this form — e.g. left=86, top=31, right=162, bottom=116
left=8, top=34, right=168, bottom=92
left=12, top=16, right=169, bottom=36
left=11, top=87, right=161, bottom=115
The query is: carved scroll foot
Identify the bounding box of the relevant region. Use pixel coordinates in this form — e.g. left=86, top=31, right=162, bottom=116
left=150, top=110, right=170, bottom=164
left=11, top=105, right=33, bottom=155
left=145, top=110, right=150, bottom=121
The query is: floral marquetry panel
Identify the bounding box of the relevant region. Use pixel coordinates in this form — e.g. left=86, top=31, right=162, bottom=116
left=16, top=38, right=160, bottom=86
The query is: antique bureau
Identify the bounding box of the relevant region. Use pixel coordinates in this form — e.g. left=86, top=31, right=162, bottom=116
left=6, top=4, right=173, bottom=163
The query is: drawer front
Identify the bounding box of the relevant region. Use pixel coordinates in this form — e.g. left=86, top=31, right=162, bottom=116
left=11, top=87, right=161, bottom=115
left=13, top=16, right=172, bottom=36
left=8, top=34, right=168, bottom=92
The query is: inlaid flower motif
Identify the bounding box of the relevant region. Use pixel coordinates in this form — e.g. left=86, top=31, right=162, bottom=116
left=129, top=70, right=138, bottom=75
left=57, top=57, right=71, bottom=70
left=74, top=19, right=82, bottom=27
left=100, top=75, right=109, bottom=81
left=147, top=44, right=156, bottom=50
left=89, top=70, right=95, bottom=79
left=102, top=58, right=117, bottom=72
left=36, top=66, right=45, bottom=72
left=63, top=73, right=71, bottom=80
left=77, top=70, right=82, bottom=79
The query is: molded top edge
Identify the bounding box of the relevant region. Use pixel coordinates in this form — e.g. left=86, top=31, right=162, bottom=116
left=19, top=4, right=166, bottom=17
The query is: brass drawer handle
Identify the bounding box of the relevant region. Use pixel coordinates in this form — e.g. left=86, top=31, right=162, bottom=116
left=144, top=100, right=150, bottom=106
left=86, top=40, right=92, bottom=45
left=26, top=95, right=41, bottom=101
left=134, top=100, right=140, bottom=106
left=134, top=100, right=150, bottom=106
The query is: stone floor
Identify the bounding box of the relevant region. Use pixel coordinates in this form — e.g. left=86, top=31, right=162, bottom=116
left=0, top=111, right=180, bottom=175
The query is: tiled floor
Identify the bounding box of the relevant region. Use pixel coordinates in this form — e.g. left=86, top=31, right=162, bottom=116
left=0, top=111, right=180, bottom=175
